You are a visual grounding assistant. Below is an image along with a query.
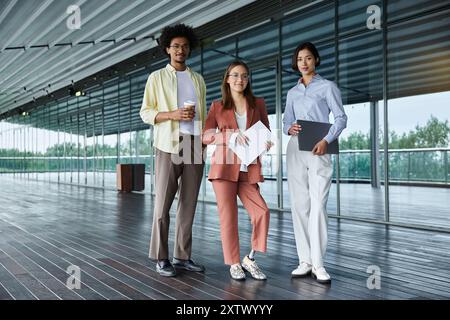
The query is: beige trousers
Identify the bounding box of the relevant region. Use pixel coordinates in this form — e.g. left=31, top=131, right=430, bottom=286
left=149, top=134, right=204, bottom=260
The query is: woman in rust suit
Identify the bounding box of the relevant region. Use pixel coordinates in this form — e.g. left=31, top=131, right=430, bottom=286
left=202, top=60, right=273, bottom=280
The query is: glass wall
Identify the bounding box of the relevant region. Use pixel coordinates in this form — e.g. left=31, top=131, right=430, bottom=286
left=1, top=0, right=449, bottom=231
left=387, top=4, right=450, bottom=228
left=338, top=13, right=386, bottom=221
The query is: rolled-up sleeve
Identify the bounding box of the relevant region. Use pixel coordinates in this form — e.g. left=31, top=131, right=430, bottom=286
left=282, top=91, right=295, bottom=136
left=324, top=83, right=347, bottom=143
left=140, top=73, right=158, bottom=126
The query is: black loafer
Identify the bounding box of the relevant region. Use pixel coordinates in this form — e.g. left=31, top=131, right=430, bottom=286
left=156, top=259, right=176, bottom=277
left=172, top=258, right=205, bottom=272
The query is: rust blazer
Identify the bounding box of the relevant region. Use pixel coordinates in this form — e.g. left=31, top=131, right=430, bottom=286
left=202, top=98, right=270, bottom=184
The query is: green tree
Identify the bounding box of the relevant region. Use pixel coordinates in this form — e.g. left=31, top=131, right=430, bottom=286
left=340, top=115, right=450, bottom=150
left=389, top=115, right=450, bottom=149
left=119, top=130, right=151, bottom=156
left=412, top=116, right=450, bottom=148
left=338, top=115, right=450, bottom=181
left=340, top=131, right=370, bottom=150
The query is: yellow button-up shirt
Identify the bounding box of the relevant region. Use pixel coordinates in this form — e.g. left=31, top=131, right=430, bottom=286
left=140, top=64, right=207, bottom=154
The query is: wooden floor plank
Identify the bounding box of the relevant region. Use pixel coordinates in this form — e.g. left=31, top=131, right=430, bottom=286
left=1, top=175, right=450, bottom=300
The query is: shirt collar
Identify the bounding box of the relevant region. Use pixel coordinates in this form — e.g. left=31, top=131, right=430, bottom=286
left=166, top=63, right=191, bottom=73
left=298, top=73, right=322, bottom=84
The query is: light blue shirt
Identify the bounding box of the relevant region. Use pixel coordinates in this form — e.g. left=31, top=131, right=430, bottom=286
left=282, top=74, right=347, bottom=143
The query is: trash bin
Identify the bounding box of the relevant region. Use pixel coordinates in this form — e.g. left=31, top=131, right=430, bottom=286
left=116, top=164, right=145, bottom=192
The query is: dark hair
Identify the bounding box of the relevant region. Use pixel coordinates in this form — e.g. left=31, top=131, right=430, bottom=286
left=159, top=24, right=199, bottom=57
left=221, top=60, right=256, bottom=110
left=291, top=42, right=320, bottom=71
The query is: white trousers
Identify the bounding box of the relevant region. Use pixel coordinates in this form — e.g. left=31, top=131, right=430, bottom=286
left=286, top=136, right=333, bottom=268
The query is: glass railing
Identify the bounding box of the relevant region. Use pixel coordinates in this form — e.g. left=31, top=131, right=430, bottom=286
left=1, top=148, right=449, bottom=185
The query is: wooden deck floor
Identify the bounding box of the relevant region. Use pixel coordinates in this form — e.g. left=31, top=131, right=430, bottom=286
left=9, top=172, right=450, bottom=229
left=0, top=175, right=450, bottom=300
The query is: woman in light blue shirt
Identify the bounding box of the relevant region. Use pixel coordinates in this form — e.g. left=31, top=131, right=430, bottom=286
left=283, top=42, right=347, bottom=283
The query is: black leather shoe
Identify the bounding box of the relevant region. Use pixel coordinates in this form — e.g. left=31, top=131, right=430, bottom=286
left=172, top=258, right=205, bottom=272
left=156, top=259, right=176, bottom=277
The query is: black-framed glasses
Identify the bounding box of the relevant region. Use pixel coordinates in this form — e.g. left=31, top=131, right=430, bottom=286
left=227, top=73, right=249, bottom=81
left=169, top=45, right=190, bottom=51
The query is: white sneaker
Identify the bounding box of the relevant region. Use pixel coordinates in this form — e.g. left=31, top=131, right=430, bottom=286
left=241, top=256, right=267, bottom=280
left=291, top=262, right=312, bottom=278
left=230, top=264, right=246, bottom=280
left=312, top=266, right=331, bottom=284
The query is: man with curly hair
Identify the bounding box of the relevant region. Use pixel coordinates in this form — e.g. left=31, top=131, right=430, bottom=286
left=140, top=24, right=206, bottom=277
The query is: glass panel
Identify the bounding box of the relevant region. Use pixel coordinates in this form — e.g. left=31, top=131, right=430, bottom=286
left=46, top=103, right=59, bottom=183
left=71, top=113, right=80, bottom=184
left=86, top=134, right=94, bottom=186
left=387, top=10, right=450, bottom=228
left=61, top=114, right=70, bottom=184
left=103, top=133, right=118, bottom=188
left=93, top=109, right=103, bottom=187
left=338, top=0, right=382, bottom=36
left=238, top=22, right=278, bottom=61
left=119, top=132, right=132, bottom=163
left=79, top=112, right=87, bottom=185
left=338, top=29, right=385, bottom=221
left=388, top=0, right=447, bottom=22
left=282, top=2, right=334, bottom=54
left=251, top=65, right=278, bottom=209
left=388, top=93, right=450, bottom=228
left=135, top=129, right=151, bottom=192
left=202, top=37, right=236, bottom=78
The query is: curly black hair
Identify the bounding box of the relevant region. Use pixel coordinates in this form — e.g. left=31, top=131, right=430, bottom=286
left=159, top=24, right=199, bottom=57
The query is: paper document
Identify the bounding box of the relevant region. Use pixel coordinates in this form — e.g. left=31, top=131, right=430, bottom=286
left=229, top=121, right=272, bottom=166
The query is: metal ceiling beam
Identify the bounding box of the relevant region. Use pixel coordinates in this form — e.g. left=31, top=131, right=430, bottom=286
left=0, top=0, right=256, bottom=115
left=0, top=0, right=17, bottom=27
left=70, top=0, right=143, bottom=46
left=0, top=0, right=117, bottom=89
left=98, top=0, right=172, bottom=43
left=0, top=0, right=177, bottom=96
left=0, top=0, right=185, bottom=110
left=181, top=0, right=256, bottom=29
left=119, top=0, right=199, bottom=42
left=0, top=0, right=89, bottom=83
left=1, top=0, right=207, bottom=111
left=1, top=0, right=54, bottom=51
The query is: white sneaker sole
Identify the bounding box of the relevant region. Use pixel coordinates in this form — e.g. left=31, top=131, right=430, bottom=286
left=242, top=265, right=267, bottom=281
left=312, top=272, right=331, bottom=284
left=291, top=270, right=311, bottom=278
left=230, top=274, right=246, bottom=281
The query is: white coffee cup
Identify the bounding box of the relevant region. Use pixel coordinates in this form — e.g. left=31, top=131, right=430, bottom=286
left=183, top=100, right=195, bottom=110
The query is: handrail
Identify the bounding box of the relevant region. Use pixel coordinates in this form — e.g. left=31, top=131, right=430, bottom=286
left=1, top=148, right=449, bottom=185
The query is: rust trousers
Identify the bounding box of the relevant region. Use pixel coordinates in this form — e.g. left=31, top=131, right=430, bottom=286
left=211, top=172, right=270, bottom=265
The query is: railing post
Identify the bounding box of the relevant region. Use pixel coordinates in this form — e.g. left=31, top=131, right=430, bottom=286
left=408, top=151, right=411, bottom=182
left=370, top=100, right=380, bottom=187
left=444, top=150, right=448, bottom=185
